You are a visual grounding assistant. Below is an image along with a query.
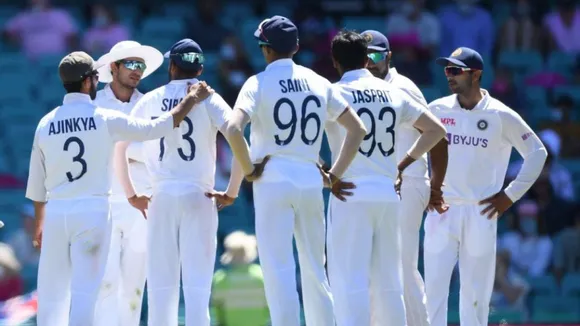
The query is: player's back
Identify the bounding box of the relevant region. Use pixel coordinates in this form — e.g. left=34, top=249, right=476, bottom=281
left=132, top=79, right=228, bottom=193
left=242, top=60, right=346, bottom=186
left=35, top=96, right=118, bottom=201
left=328, top=69, right=424, bottom=200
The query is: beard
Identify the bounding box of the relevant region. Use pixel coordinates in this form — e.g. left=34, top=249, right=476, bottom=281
left=89, top=82, right=97, bottom=100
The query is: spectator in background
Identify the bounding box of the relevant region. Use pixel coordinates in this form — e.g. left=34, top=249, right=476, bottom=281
left=543, top=0, right=580, bottom=54
left=0, top=243, right=22, bottom=301
left=497, top=0, right=541, bottom=52
left=438, top=0, right=495, bottom=59
left=552, top=207, right=580, bottom=281
left=541, top=96, right=580, bottom=158
left=489, top=66, right=525, bottom=114
left=83, top=4, right=129, bottom=56
left=499, top=200, right=553, bottom=278
left=217, top=36, right=254, bottom=105
left=188, top=0, right=229, bottom=52
left=2, top=0, right=78, bottom=59
left=491, top=250, right=530, bottom=319
left=386, top=0, right=440, bottom=57
left=210, top=231, right=270, bottom=326
left=5, top=205, right=39, bottom=268
left=527, top=173, right=575, bottom=235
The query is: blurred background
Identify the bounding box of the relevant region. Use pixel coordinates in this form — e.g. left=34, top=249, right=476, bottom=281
left=0, top=0, right=578, bottom=324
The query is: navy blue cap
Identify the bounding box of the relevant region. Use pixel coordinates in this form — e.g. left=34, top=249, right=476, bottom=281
left=164, top=38, right=205, bottom=71
left=360, top=30, right=390, bottom=52
left=254, top=16, right=299, bottom=53
left=436, top=47, right=484, bottom=70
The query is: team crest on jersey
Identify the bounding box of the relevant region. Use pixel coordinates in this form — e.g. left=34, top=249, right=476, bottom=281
left=362, top=33, right=373, bottom=44
left=477, top=119, right=488, bottom=130
left=451, top=48, right=462, bottom=57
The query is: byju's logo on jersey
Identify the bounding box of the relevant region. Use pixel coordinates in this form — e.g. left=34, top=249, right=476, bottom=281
left=447, top=133, right=489, bottom=148
left=477, top=119, right=488, bottom=130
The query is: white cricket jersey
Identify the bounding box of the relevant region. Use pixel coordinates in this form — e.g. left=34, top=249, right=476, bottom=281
left=234, top=58, right=347, bottom=185
left=327, top=69, right=426, bottom=201
left=25, top=93, right=174, bottom=202
left=95, top=84, right=151, bottom=202
left=429, top=90, right=547, bottom=204
left=385, top=67, right=429, bottom=180
left=130, top=78, right=231, bottom=195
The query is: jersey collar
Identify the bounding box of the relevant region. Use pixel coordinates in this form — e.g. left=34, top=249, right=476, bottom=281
left=265, top=58, right=294, bottom=71
left=454, top=89, right=490, bottom=111
left=63, top=93, right=92, bottom=104
left=103, top=83, right=141, bottom=103
left=384, top=67, right=398, bottom=83
left=340, top=68, right=373, bottom=82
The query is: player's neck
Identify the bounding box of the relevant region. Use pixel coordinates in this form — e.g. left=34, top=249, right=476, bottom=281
left=457, top=88, right=482, bottom=110
left=110, top=81, right=134, bottom=103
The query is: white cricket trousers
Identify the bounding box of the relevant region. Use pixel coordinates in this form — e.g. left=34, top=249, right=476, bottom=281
left=95, top=201, right=147, bottom=326
left=328, top=196, right=406, bottom=326
left=399, top=178, right=430, bottom=326
left=423, top=203, right=497, bottom=326
left=253, top=181, right=334, bottom=326
left=146, top=190, right=218, bottom=326
left=37, top=198, right=112, bottom=326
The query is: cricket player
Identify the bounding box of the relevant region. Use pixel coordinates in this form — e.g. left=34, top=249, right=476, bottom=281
left=425, top=47, right=547, bottom=326
left=25, top=51, right=212, bottom=326
left=325, top=30, right=447, bottom=326
left=114, top=38, right=243, bottom=326
left=361, top=29, right=449, bottom=326
left=222, top=16, right=367, bottom=326
left=93, top=40, right=163, bottom=326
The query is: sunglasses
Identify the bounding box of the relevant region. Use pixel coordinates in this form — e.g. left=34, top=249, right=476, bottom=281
left=444, top=66, right=473, bottom=76
left=367, top=52, right=387, bottom=64
left=118, top=60, right=147, bottom=72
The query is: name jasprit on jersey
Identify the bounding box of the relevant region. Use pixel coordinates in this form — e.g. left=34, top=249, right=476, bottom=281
left=279, top=78, right=311, bottom=93
left=48, top=117, right=97, bottom=135
left=351, top=89, right=391, bottom=104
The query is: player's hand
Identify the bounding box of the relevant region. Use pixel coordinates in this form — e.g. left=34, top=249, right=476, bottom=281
left=427, top=187, right=449, bottom=214
left=479, top=191, right=513, bottom=219
left=187, top=81, right=214, bottom=103
left=245, top=155, right=271, bottom=182
left=205, top=191, right=236, bottom=211
left=318, top=166, right=356, bottom=202
left=32, top=228, right=42, bottom=251
left=128, top=195, right=151, bottom=219
left=394, top=170, right=403, bottom=199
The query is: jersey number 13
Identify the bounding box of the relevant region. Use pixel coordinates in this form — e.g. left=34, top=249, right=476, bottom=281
left=151, top=116, right=195, bottom=162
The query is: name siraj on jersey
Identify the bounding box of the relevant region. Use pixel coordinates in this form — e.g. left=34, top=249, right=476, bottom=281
left=48, top=117, right=96, bottom=135
left=279, top=78, right=311, bottom=93
left=351, top=89, right=391, bottom=104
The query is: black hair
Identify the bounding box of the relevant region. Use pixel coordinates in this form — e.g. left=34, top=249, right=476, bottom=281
left=331, top=30, right=368, bottom=72
left=171, top=59, right=202, bottom=79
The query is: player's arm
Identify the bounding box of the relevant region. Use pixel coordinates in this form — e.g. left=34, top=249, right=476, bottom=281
left=25, top=129, right=47, bottom=249
left=500, top=110, right=548, bottom=203
left=114, top=141, right=149, bottom=217
left=326, top=85, right=367, bottom=179
left=126, top=142, right=144, bottom=163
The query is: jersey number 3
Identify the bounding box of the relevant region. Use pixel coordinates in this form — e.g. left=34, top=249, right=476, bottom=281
left=152, top=116, right=195, bottom=162
left=63, top=136, right=87, bottom=182
left=357, top=106, right=396, bottom=157
left=273, top=95, right=321, bottom=146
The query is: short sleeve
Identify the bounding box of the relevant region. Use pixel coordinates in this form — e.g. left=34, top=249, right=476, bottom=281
left=206, top=93, right=232, bottom=129
left=25, top=126, right=47, bottom=202
left=326, top=84, right=349, bottom=122
left=399, top=89, right=427, bottom=127
left=234, top=75, right=259, bottom=118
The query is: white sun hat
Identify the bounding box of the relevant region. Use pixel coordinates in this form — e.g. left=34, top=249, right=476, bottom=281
left=96, top=40, right=164, bottom=83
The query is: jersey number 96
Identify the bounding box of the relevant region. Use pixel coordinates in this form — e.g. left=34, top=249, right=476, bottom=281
left=357, top=106, right=396, bottom=157
left=273, top=95, right=321, bottom=146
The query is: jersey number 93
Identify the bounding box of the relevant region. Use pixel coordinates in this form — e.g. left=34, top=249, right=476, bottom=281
left=273, top=95, right=321, bottom=146
left=357, top=106, right=396, bottom=157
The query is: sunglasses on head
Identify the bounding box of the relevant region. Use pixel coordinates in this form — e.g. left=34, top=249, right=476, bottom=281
left=444, top=66, right=473, bottom=76
left=367, top=52, right=387, bottom=64
left=118, top=60, right=147, bottom=72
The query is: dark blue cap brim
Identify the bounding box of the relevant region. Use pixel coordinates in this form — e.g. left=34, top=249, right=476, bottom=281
left=436, top=57, right=467, bottom=68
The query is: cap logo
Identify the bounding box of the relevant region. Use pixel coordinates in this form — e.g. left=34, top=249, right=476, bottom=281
left=180, top=53, right=205, bottom=64
left=451, top=48, right=462, bottom=57
left=362, top=33, right=373, bottom=44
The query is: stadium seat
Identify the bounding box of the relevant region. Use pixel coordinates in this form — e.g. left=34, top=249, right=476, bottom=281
left=562, top=273, right=580, bottom=296
left=0, top=53, right=26, bottom=74
left=498, top=50, right=543, bottom=75
left=140, top=16, right=185, bottom=39
left=547, top=51, right=577, bottom=77
left=421, top=86, right=442, bottom=103
left=488, top=308, right=525, bottom=323
left=162, top=3, right=196, bottom=19
left=342, top=16, right=385, bottom=33
left=266, top=3, right=294, bottom=19
left=524, top=86, right=548, bottom=109
left=529, top=274, right=559, bottom=295
left=553, top=85, right=580, bottom=103
left=531, top=295, right=580, bottom=322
